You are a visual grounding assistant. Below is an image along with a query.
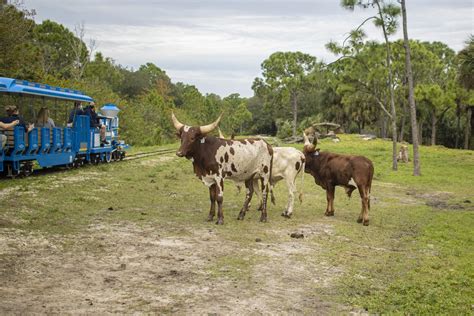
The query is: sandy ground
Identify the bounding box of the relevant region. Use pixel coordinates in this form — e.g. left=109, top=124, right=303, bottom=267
left=0, top=219, right=357, bottom=314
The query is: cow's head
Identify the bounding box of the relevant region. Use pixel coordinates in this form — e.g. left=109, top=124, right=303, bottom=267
left=172, top=112, right=222, bottom=158
left=303, top=132, right=318, bottom=153
left=303, top=132, right=319, bottom=169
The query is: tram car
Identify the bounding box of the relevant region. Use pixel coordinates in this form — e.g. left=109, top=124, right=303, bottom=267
left=0, top=77, right=128, bottom=177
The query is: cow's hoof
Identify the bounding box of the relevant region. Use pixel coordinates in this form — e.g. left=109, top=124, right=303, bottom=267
left=260, top=216, right=267, bottom=223
left=281, top=212, right=292, bottom=219
left=363, top=220, right=369, bottom=226
left=357, top=218, right=363, bottom=223
left=237, top=212, right=246, bottom=220
left=215, top=219, right=224, bottom=225
left=207, top=215, right=214, bottom=222
left=324, top=211, right=334, bottom=217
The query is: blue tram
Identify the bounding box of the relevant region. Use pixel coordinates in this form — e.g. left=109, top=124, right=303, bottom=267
left=0, top=77, right=128, bottom=177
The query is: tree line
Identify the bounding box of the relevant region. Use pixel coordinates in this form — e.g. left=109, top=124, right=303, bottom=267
left=1, top=1, right=472, bottom=157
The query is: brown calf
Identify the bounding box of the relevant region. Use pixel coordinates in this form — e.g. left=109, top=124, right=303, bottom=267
left=302, top=133, right=374, bottom=226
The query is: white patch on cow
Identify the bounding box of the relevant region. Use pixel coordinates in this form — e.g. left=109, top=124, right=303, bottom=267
left=184, top=125, right=190, bottom=132
left=348, top=177, right=357, bottom=187
left=201, top=175, right=215, bottom=187
left=189, top=157, right=194, bottom=162
left=201, top=137, right=206, bottom=144
left=314, top=151, right=320, bottom=156
left=246, top=188, right=250, bottom=195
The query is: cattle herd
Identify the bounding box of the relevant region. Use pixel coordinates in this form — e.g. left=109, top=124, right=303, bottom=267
left=172, top=113, right=374, bottom=226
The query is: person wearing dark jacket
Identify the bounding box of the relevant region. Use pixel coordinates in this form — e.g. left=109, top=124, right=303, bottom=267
left=85, top=102, right=108, bottom=145
left=67, top=102, right=84, bottom=126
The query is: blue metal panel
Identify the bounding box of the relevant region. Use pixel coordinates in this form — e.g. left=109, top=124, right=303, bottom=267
left=0, top=77, right=93, bottom=102
left=36, top=152, right=75, bottom=167
left=13, top=126, right=25, bottom=155
left=63, top=128, right=72, bottom=151
left=27, top=128, right=39, bottom=155
left=52, top=127, right=62, bottom=152
left=40, top=128, right=51, bottom=153
left=90, top=147, right=114, bottom=154
left=72, top=115, right=90, bottom=153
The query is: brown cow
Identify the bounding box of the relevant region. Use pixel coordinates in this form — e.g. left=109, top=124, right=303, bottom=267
left=172, top=113, right=273, bottom=225
left=302, top=133, right=374, bottom=226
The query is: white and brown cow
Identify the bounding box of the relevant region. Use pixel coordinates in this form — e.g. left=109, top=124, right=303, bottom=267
left=258, top=146, right=306, bottom=218
left=217, top=130, right=306, bottom=218
left=172, top=113, right=273, bottom=225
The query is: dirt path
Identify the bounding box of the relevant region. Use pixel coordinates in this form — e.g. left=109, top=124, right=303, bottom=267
left=0, top=219, right=356, bottom=314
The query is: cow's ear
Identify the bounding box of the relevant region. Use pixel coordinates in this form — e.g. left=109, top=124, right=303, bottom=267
left=175, top=131, right=181, bottom=138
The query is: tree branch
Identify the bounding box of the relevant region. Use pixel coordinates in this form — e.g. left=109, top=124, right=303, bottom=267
left=342, top=16, right=377, bottom=48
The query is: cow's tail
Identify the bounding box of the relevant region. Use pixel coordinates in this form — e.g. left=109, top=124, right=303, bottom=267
left=298, top=159, right=305, bottom=204
left=268, top=148, right=274, bottom=204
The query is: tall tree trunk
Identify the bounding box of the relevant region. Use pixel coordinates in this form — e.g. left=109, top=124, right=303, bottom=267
left=455, top=100, right=461, bottom=148
left=291, top=91, right=297, bottom=139
left=399, top=101, right=407, bottom=142
left=379, top=113, right=387, bottom=138
left=401, top=0, right=421, bottom=175
left=376, top=0, right=397, bottom=170
left=431, top=110, right=437, bottom=146
left=418, top=120, right=423, bottom=145
left=465, top=106, right=472, bottom=149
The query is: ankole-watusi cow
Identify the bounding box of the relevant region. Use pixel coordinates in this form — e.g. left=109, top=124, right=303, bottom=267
left=172, top=113, right=273, bottom=224
left=218, top=129, right=305, bottom=218
left=302, top=133, right=374, bottom=225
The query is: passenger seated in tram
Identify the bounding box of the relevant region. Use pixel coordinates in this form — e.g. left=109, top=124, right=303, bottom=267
left=67, top=101, right=84, bottom=127
left=0, top=105, right=33, bottom=132
left=85, top=102, right=109, bottom=146
left=0, top=120, right=20, bottom=149
left=35, top=107, right=55, bottom=129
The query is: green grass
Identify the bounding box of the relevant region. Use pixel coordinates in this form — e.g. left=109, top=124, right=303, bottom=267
left=0, top=134, right=473, bottom=314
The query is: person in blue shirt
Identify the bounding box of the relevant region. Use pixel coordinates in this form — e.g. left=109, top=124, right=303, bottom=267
left=0, top=105, right=33, bottom=132
left=85, top=102, right=109, bottom=145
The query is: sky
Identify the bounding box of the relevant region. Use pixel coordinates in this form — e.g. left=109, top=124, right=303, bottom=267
left=23, top=0, right=473, bottom=97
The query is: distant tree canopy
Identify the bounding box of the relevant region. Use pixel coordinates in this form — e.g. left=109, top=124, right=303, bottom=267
left=0, top=3, right=472, bottom=148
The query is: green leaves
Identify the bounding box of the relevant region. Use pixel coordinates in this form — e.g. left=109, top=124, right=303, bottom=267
left=253, top=51, right=318, bottom=137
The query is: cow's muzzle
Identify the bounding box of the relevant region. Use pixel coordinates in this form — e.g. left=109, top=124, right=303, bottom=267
left=176, top=151, right=185, bottom=157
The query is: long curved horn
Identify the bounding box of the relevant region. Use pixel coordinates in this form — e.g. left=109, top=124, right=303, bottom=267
left=218, top=127, right=225, bottom=138
left=303, top=132, right=315, bottom=152
left=303, top=132, right=311, bottom=146
left=171, top=112, right=184, bottom=131
left=200, top=113, right=223, bottom=134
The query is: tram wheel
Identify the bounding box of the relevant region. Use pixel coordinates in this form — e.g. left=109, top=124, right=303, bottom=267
left=105, top=152, right=112, bottom=163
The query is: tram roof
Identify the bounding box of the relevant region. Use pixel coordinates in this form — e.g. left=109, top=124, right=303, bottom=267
left=0, top=77, right=94, bottom=103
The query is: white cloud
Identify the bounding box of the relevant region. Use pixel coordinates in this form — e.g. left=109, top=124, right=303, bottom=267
left=24, top=0, right=473, bottom=97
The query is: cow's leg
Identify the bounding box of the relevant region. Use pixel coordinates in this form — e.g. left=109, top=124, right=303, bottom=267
left=325, top=185, right=335, bottom=216
left=270, top=182, right=276, bottom=205
left=260, top=176, right=270, bottom=222
left=282, top=178, right=296, bottom=218
left=356, top=184, right=370, bottom=226
left=216, top=180, right=225, bottom=225
left=238, top=178, right=254, bottom=220
left=254, top=178, right=263, bottom=211
left=207, top=184, right=217, bottom=222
